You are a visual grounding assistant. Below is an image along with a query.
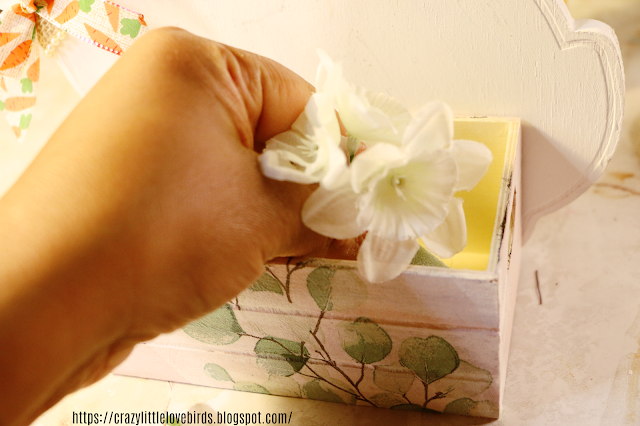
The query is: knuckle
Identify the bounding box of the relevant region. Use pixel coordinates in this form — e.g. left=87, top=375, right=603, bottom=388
left=132, top=27, right=221, bottom=80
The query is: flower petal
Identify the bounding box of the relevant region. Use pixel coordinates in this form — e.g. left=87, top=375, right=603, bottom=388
left=346, top=135, right=361, bottom=159
left=315, top=48, right=333, bottom=90
left=259, top=148, right=320, bottom=184
left=300, top=93, right=341, bottom=143
left=451, top=139, right=493, bottom=191
left=356, top=149, right=457, bottom=240
left=358, top=234, right=419, bottom=282
left=365, top=89, right=412, bottom=141
left=402, top=101, right=453, bottom=156
left=421, top=197, right=467, bottom=259
left=302, top=170, right=365, bottom=239
left=261, top=125, right=331, bottom=184
left=316, top=51, right=411, bottom=146
left=260, top=93, right=345, bottom=186
left=337, top=89, right=399, bottom=144
left=315, top=48, right=346, bottom=96
left=320, top=141, right=348, bottom=189
left=349, top=143, right=405, bottom=193
left=336, top=87, right=412, bottom=145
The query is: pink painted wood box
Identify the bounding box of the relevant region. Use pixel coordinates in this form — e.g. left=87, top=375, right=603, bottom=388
left=115, top=117, right=521, bottom=417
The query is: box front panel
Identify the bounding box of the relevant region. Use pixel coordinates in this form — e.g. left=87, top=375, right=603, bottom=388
left=115, top=118, right=520, bottom=419
left=120, top=307, right=501, bottom=418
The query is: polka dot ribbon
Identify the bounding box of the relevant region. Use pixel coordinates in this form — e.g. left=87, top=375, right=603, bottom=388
left=0, top=0, right=148, bottom=141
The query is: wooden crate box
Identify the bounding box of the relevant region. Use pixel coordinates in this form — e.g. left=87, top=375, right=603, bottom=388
left=115, top=117, right=521, bottom=418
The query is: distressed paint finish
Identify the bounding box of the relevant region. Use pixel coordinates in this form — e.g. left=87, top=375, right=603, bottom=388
left=114, top=118, right=521, bottom=418
left=53, top=0, right=624, bottom=240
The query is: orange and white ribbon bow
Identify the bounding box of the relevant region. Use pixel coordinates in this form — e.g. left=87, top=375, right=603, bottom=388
left=0, top=0, right=148, bottom=141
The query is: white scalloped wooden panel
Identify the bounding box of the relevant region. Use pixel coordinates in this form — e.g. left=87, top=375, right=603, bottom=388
left=53, top=0, right=624, bottom=241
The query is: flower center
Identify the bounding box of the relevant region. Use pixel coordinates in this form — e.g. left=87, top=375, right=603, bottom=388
left=391, top=174, right=407, bottom=200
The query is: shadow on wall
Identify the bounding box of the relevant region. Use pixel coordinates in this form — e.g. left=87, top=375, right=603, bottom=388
left=521, top=122, right=586, bottom=242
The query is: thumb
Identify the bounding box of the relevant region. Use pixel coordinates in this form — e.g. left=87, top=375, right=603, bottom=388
left=198, top=38, right=359, bottom=261
left=166, top=31, right=358, bottom=263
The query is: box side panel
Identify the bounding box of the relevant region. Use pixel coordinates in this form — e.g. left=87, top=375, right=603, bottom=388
left=498, top=122, right=523, bottom=408
left=230, top=265, right=500, bottom=332
left=449, top=118, right=516, bottom=271
left=115, top=117, right=516, bottom=419
left=144, top=315, right=500, bottom=377
left=117, top=261, right=501, bottom=419
left=116, top=325, right=500, bottom=418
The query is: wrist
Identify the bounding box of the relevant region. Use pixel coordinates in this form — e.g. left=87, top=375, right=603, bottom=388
left=0, top=161, right=133, bottom=426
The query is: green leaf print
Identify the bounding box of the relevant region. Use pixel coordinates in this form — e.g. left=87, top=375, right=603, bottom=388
left=78, top=0, right=95, bottom=13
left=254, top=337, right=309, bottom=377
left=307, top=267, right=368, bottom=312
left=302, top=379, right=345, bottom=404
left=302, top=365, right=357, bottom=404
left=0, top=100, right=4, bottom=111
left=19, top=113, right=31, bottom=130
left=410, top=247, right=448, bottom=267
left=443, top=397, right=477, bottom=415
left=120, top=18, right=142, bottom=38
left=20, top=78, right=32, bottom=94
left=204, top=363, right=234, bottom=382
left=248, top=272, right=283, bottom=295
left=398, top=336, right=460, bottom=384
left=338, top=317, right=392, bottom=364
left=233, top=382, right=270, bottom=394
left=183, top=304, right=243, bottom=345
left=373, top=364, right=415, bottom=394
left=306, top=267, right=335, bottom=311
left=369, top=392, right=406, bottom=408
left=326, top=269, right=368, bottom=311
left=262, top=375, right=301, bottom=397
left=430, top=360, right=492, bottom=399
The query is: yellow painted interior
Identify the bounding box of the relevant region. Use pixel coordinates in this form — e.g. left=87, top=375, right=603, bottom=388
left=420, top=119, right=513, bottom=271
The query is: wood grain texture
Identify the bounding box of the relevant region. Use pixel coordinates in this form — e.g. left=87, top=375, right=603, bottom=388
left=57, top=0, right=623, bottom=240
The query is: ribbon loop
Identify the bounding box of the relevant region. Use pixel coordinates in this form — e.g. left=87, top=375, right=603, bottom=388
left=19, top=1, right=37, bottom=14
left=0, top=0, right=149, bottom=141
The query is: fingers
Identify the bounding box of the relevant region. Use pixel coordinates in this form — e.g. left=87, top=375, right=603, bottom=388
left=251, top=55, right=316, bottom=147
left=213, top=44, right=315, bottom=149
left=196, top=36, right=361, bottom=261
left=110, top=28, right=353, bottom=262
left=131, top=28, right=314, bottom=152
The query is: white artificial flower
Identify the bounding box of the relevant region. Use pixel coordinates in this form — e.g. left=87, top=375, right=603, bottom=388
left=260, top=50, right=412, bottom=187
left=259, top=92, right=346, bottom=189
left=302, top=102, right=493, bottom=283
left=259, top=50, right=492, bottom=283
left=316, top=50, right=412, bottom=149
left=258, top=50, right=348, bottom=189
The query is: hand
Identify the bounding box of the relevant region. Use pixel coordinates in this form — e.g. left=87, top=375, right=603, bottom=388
left=0, top=28, right=355, bottom=425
